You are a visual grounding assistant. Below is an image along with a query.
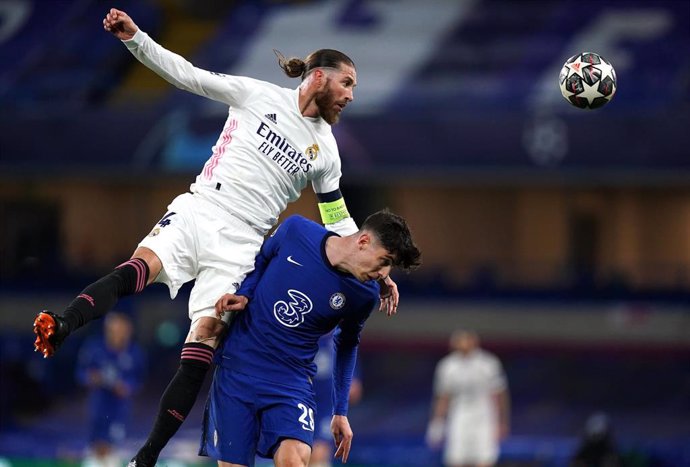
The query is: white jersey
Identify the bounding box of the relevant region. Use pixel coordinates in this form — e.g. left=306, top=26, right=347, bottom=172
left=125, top=30, right=344, bottom=235
left=433, top=349, right=507, bottom=465
left=433, top=349, right=506, bottom=423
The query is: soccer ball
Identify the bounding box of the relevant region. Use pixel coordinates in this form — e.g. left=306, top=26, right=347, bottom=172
left=559, top=52, right=617, bottom=109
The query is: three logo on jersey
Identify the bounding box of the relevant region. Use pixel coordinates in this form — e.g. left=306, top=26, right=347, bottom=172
left=273, top=256, right=346, bottom=327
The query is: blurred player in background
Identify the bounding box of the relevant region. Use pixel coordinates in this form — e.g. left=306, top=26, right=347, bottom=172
left=426, top=330, right=510, bottom=467
left=311, top=333, right=363, bottom=467
left=76, top=312, right=145, bottom=467
left=33, top=6, right=400, bottom=467
left=205, top=209, right=421, bottom=467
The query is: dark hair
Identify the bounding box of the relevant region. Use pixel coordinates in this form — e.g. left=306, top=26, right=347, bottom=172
left=274, top=48, right=355, bottom=80
left=361, top=209, right=422, bottom=272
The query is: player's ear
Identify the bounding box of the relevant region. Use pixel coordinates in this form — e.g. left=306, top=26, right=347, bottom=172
left=357, top=232, right=371, bottom=250
left=313, top=68, right=328, bottom=89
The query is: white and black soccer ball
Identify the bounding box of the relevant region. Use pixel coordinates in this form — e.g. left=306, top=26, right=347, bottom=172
left=559, top=52, right=617, bottom=109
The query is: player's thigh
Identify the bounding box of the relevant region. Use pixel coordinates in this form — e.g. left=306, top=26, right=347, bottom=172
left=273, top=438, right=311, bottom=467
left=201, top=369, right=258, bottom=466
left=188, top=214, right=263, bottom=319
left=445, top=421, right=497, bottom=467
left=136, top=193, right=198, bottom=298
left=256, top=387, right=316, bottom=460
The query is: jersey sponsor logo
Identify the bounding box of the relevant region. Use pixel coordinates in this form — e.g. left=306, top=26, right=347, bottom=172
left=329, top=292, right=346, bottom=310
left=256, top=122, right=313, bottom=175
left=265, top=113, right=277, bottom=124
left=274, top=289, right=313, bottom=327
left=287, top=255, right=303, bottom=266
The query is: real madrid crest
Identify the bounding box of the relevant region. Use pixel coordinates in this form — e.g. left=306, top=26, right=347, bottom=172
left=305, top=143, right=320, bottom=161
left=329, top=292, right=345, bottom=310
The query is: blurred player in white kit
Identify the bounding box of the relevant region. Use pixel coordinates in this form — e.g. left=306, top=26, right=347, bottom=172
left=426, top=330, right=510, bottom=467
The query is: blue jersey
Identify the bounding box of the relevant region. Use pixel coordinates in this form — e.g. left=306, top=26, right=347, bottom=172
left=217, top=215, right=379, bottom=414
left=75, top=335, right=145, bottom=442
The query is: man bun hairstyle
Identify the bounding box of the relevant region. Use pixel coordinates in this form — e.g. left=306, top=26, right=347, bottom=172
left=274, top=48, right=355, bottom=80
left=362, top=209, right=422, bottom=272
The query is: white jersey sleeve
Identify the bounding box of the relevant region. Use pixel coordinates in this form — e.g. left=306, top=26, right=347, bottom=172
left=123, top=29, right=257, bottom=107
left=433, top=356, right=454, bottom=396
left=310, top=134, right=342, bottom=195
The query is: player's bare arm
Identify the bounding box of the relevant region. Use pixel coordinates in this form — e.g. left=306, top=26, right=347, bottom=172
left=102, top=8, right=138, bottom=40
left=331, top=415, right=353, bottom=463
left=215, top=293, right=249, bottom=318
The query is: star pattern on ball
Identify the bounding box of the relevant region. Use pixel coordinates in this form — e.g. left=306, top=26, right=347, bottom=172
left=579, top=78, right=607, bottom=105
left=565, top=55, right=588, bottom=78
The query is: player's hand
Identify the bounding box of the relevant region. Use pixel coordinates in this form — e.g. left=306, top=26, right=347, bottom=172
left=377, top=275, right=399, bottom=316
left=425, top=417, right=445, bottom=449
left=215, top=294, right=248, bottom=318
left=103, top=8, right=138, bottom=41
left=331, top=415, right=353, bottom=463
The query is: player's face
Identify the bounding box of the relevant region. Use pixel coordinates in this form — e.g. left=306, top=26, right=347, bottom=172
left=452, top=332, right=478, bottom=354
left=315, top=63, right=356, bottom=125
left=105, top=315, right=132, bottom=350
left=354, top=240, right=394, bottom=282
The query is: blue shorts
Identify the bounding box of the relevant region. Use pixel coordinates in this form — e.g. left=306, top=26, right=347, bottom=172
left=200, top=366, right=316, bottom=466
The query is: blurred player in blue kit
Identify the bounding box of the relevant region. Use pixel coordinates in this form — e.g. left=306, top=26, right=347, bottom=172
left=311, top=334, right=363, bottom=467
left=205, top=210, right=421, bottom=467
left=76, top=312, right=145, bottom=467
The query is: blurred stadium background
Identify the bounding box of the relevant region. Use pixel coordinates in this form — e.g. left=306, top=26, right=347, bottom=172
left=1, top=0, right=689, bottom=466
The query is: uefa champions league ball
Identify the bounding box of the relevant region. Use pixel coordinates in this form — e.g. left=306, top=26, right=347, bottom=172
left=559, top=52, right=617, bottom=109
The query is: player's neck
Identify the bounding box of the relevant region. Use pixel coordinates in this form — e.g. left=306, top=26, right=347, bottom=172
left=298, top=88, right=320, bottom=118
left=325, top=235, right=355, bottom=274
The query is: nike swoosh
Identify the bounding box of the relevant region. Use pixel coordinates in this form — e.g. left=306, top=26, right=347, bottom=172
left=287, top=255, right=303, bottom=267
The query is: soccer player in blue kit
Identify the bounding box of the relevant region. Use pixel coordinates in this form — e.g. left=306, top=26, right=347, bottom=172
left=76, top=312, right=145, bottom=466
left=204, top=210, right=421, bottom=467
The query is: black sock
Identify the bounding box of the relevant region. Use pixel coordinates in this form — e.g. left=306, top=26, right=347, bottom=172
left=62, top=258, right=149, bottom=333
left=133, top=342, right=214, bottom=466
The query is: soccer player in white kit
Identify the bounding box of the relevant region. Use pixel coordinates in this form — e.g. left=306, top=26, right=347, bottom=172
left=32, top=8, right=399, bottom=467
left=426, top=330, right=511, bottom=467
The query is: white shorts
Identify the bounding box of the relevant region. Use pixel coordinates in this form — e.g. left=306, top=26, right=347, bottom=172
left=138, top=192, right=264, bottom=322
left=444, top=416, right=499, bottom=466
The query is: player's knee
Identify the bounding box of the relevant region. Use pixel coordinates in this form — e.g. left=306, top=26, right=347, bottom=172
left=187, top=316, right=225, bottom=345
left=274, top=439, right=310, bottom=467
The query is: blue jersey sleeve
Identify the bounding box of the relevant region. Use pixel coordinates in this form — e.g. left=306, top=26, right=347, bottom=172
left=236, top=217, right=294, bottom=299
left=331, top=301, right=375, bottom=415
